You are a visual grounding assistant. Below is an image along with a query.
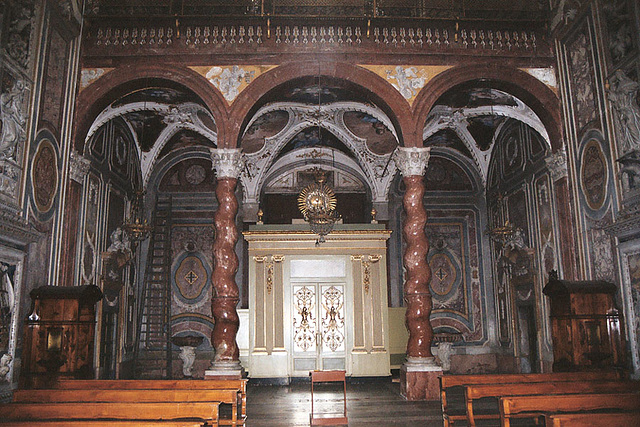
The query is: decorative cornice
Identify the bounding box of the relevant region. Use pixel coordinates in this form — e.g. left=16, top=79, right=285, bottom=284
left=69, top=150, right=91, bottom=184
left=604, top=205, right=640, bottom=240
left=0, top=207, right=41, bottom=248
left=393, top=147, right=431, bottom=177
left=210, top=148, right=244, bottom=179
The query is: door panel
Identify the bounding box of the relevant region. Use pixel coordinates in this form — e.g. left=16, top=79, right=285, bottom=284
left=291, top=282, right=346, bottom=375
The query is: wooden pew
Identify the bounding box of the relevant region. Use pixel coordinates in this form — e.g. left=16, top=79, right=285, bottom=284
left=499, top=392, right=640, bottom=427
left=440, top=371, right=621, bottom=426
left=50, top=379, right=247, bottom=426
left=0, top=401, right=219, bottom=425
left=465, top=380, right=639, bottom=426
left=0, top=422, right=207, bottom=427
left=546, top=411, right=640, bottom=427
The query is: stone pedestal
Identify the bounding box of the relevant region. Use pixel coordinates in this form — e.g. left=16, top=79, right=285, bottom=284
left=204, top=361, right=244, bottom=380
left=400, top=357, right=443, bottom=401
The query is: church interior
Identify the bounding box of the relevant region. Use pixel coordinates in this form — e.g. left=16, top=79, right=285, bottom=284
left=1, top=0, right=640, bottom=425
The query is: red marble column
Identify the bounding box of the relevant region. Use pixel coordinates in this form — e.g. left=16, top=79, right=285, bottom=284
left=403, top=175, right=434, bottom=359
left=393, top=146, right=441, bottom=401
left=211, top=178, right=240, bottom=364
left=206, top=149, right=244, bottom=378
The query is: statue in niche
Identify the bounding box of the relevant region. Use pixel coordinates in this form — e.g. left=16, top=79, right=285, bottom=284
left=0, top=353, right=12, bottom=382
left=608, top=70, right=640, bottom=154
left=102, top=227, right=132, bottom=296
left=0, top=263, right=15, bottom=356
left=0, top=79, right=27, bottom=161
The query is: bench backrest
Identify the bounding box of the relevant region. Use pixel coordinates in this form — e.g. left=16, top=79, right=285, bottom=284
left=52, top=379, right=246, bottom=391
left=547, top=411, right=640, bottom=427
left=13, top=388, right=238, bottom=404
left=440, top=371, right=619, bottom=389
left=500, top=392, right=640, bottom=416
left=0, top=401, right=219, bottom=421
left=466, top=380, right=639, bottom=400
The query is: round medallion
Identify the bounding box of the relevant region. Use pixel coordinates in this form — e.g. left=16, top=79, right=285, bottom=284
left=31, top=138, right=58, bottom=213
left=580, top=138, right=607, bottom=211
left=185, top=164, right=207, bottom=185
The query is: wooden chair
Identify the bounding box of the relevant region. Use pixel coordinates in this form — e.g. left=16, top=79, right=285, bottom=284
left=310, top=370, right=348, bottom=426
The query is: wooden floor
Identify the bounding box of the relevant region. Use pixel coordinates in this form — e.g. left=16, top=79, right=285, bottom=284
left=246, top=378, right=443, bottom=426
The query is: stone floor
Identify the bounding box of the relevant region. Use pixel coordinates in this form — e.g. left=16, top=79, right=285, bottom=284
left=245, top=377, right=444, bottom=426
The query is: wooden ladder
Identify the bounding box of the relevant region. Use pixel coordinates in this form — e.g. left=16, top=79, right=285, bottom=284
left=134, top=194, right=173, bottom=379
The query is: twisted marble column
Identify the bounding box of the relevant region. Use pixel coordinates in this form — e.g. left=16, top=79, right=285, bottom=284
left=209, top=148, right=244, bottom=372
left=393, top=147, right=435, bottom=360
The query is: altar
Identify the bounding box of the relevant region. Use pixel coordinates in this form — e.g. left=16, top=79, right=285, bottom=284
left=244, top=224, right=392, bottom=379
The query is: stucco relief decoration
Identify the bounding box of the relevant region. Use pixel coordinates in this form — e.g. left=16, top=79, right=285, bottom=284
left=589, top=220, right=615, bottom=281
left=210, top=148, right=244, bottom=179
left=4, top=1, right=34, bottom=69
left=626, top=252, right=640, bottom=369
left=360, top=65, right=451, bottom=105
left=580, top=138, right=608, bottom=211
left=607, top=70, right=640, bottom=155
left=568, top=30, right=598, bottom=132
left=551, top=0, right=581, bottom=30
left=0, top=79, right=27, bottom=161
left=545, top=146, right=568, bottom=181
left=205, top=66, right=255, bottom=103
left=68, top=150, right=91, bottom=184
left=31, top=139, right=58, bottom=213
left=80, top=68, right=113, bottom=90
left=393, top=147, right=430, bottom=177
left=602, top=0, right=635, bottom=67
left=386, top=66, right=426, bottom=100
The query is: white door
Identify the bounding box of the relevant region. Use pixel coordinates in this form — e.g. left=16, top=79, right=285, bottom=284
left=291, top=282, right=346, bottom=375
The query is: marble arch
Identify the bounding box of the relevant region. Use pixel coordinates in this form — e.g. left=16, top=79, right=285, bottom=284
left=412, top=64, right=563, bottom=151
left=73, top=64, right=229, bottom=153
left=228, top=61, right=416, bottom=148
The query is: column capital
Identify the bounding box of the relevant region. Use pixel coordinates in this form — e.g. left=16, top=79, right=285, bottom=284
left=545, top=146, right=567, bottom=181
left=69, top=150, right=91, bottom=184
left=210, top=148, right=244, bottom=179
left=393, top=147, right=431, bottom=177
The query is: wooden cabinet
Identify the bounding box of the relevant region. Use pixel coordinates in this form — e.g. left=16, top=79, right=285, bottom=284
left=21, top=285, right=103, bottom=388
left=543, top=271, right=625, bottom=372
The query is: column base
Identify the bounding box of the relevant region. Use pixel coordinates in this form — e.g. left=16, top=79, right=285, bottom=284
left=204, top=360, right=245, bottom=380
left=400, top=357, right=443, bottom=401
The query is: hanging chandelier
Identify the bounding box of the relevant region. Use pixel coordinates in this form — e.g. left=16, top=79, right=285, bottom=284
left=121, top=190, right=152, bottom=248
left=298, top=168, right=341, bottom=245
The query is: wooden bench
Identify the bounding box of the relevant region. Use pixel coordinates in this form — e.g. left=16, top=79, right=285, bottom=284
left=440, top=371, right=621, bottom=426
left=499, top=392, right=640, bottom=427
left=465, top=380, right=639, bottom=426
left=0, top=401, right=219, bottom=425
left=546, top=411, right=640, bottom=427
left=49, top=379, right=247, bottom=426
left=0, top=422, right=208, bottom=427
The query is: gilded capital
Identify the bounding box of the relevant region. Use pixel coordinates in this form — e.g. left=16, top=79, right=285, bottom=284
left=210, top=148, right=244, bottom=179
left=393, top=147, right=431, bottom=177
